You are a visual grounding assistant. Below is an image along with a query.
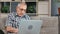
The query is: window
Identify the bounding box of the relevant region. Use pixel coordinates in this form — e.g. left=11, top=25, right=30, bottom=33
left=0, top=2, right=37, bottom=16
left=1, top=2, right=10, bottom=13
left=11, top=2, right=20, bottom=12
left=11, top=2, right=36, bottom=13
left=26, top=2, right=36, bottom=13
left=11, top=2, right=36, bottom=16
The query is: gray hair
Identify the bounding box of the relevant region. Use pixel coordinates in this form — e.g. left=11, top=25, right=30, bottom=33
left=17, top=2, right=27, bottom=7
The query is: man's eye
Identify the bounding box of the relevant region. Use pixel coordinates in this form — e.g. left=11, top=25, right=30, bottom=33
left=20, top=9, right=23, bottom=10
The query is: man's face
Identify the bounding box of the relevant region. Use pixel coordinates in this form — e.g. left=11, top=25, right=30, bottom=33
left=16, top=4, right=27, bottom=16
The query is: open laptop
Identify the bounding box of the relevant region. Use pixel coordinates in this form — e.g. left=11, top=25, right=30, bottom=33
left=18, top=20, right=43, bottom=34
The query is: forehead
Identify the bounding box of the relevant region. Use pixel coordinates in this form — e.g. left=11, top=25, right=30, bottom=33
left=18, top=4, right=27, bottom=9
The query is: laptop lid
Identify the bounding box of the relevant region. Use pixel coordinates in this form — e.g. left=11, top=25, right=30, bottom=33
left=18, top=20, right=43, bottom=34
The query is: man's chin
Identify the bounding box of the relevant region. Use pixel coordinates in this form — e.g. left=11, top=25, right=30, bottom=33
left=18, top=14, right=24, bottom=16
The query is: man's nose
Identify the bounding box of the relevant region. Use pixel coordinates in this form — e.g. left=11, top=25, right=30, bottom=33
left=21, top=10, right=24, bottom=12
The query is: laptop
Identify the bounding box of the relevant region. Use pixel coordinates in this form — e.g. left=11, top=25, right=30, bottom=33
left=18, top=20, right=43, bottom=34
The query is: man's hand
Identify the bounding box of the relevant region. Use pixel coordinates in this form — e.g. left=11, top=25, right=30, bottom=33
left=6, top=26, right=18, bottom=33
left=13, top=28, right=18, bottom=33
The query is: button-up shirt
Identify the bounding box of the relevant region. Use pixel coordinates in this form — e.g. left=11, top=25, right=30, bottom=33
left=5, top=12, right=30, bottom=34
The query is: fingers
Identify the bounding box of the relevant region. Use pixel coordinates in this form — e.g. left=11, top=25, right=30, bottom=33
left=13, top=28, right=18, bottom=33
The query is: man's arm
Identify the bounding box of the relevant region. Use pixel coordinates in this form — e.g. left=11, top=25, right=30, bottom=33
left=6, top=26, right=18, bottom=33
left=5, top=13, right=18, bottom=33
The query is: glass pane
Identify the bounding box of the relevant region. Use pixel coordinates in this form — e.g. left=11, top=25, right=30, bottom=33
left=1, top=2, right=10, bottom=13
left=26, top=2, right=36, bottom=13
left=11, top=2, right=20, bottom=12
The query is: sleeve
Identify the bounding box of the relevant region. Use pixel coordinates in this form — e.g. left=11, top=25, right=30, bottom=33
left=5, top=14, right=13, bottom=27
left=27, top=16, right=30, bottom=20
left=26, top=15, right=30, bottom=20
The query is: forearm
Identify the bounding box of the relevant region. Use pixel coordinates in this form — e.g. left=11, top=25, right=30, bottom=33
left=6, top=26, right=18, bottom=33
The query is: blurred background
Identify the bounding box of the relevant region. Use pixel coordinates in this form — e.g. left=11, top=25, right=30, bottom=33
left=0, top=0, right=59, bottom=34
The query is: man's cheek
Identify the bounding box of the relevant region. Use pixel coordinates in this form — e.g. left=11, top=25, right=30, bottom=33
left=23, top=11, right=25, bottom=14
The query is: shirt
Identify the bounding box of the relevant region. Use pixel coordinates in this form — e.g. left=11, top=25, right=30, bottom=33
left=5, top=12, right=30, bottom=34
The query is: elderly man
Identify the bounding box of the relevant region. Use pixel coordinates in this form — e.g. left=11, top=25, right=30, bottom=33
left=5, top=2, right=30, bottom=34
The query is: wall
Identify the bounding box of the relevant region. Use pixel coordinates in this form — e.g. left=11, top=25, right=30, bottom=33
left=38, top=1, right=49, bottom=17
